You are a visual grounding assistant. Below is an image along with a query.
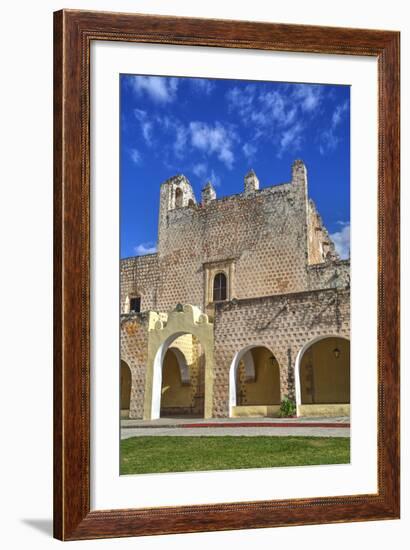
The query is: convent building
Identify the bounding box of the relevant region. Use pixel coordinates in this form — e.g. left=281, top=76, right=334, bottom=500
left=120, top=160, right=350, bottom=420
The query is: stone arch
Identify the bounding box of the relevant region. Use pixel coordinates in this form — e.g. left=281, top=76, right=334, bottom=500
left=120, top=359, right=132, bottom=417
left=143, top=304, right=214, bottom=420
left=295, top=335, right=350, bottom=417
left=228, top=345, right=281, bottom=417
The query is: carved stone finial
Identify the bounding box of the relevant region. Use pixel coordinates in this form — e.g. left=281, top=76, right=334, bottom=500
left=244, top=169, right=260, bottom=195
left=201, top=181, right=216, bottom=204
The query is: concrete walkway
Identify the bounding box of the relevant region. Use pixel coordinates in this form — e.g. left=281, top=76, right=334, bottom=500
left=121, top=416, right=350, bottom=439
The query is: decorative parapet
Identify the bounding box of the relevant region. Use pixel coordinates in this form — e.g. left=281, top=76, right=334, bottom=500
left=244, top=169, right=260, bottom=195
left=147, top=304, right=211, bottom=332
left=201, top=181, right=216, bottom=204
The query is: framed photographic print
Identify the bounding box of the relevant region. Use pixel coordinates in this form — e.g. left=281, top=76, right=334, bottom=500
left=54, top=9, right=400, bottom=540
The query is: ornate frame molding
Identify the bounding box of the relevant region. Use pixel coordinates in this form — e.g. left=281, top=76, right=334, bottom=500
left=54, top=9, right=400, bottom=540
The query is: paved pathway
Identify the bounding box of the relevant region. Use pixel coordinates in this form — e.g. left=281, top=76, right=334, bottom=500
left=121, top=416, right=350, bottom=439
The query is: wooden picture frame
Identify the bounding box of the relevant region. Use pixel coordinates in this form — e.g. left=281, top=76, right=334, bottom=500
left=53, top=9, right=400, bottom=541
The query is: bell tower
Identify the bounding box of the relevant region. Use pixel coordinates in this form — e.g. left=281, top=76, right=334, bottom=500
left=157, top=174, right=197, bottom=250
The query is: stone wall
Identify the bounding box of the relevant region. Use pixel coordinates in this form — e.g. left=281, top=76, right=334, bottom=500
left=212, top=288, right=350, bottom=417
left=120, top=313, right=150, bottom=418
left=120, top=161, right=346, bottom=314
left=119, top=160, right=350, bottom=419
left=153, top=160, right=311, bottom=313
left=307, top=199, right=339, bottom=264
left=308, top=259, right=350, bottom=291
left=120, top=253, right=159, bottom=313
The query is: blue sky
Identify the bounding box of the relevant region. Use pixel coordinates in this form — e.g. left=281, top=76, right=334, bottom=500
left=120, top=75, right=350, bottom=259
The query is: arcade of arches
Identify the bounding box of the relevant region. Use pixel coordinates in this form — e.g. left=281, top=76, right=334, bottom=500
left=120, top=337, right=350, bottom=419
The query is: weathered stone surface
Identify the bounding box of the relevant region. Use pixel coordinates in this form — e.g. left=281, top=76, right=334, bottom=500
left=212, top=288, right=349, bottom=417
left=120, top=160, right=350, bottom=418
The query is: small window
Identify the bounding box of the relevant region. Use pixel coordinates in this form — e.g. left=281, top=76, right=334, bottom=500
left=130, top=296, right=141, bottom=313
left=175, top=187, right=183, bottom=208
left=213, top=273, right=227, bottom=302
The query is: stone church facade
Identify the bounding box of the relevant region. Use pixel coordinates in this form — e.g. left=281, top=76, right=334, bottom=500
left=120, top=160, right=350, bottom=420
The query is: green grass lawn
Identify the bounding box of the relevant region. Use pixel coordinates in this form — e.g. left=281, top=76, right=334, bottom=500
left=120, top=436, right=350, bottom=475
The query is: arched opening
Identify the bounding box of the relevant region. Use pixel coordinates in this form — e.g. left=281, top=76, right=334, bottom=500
left=295, top=336, right=350, bottom=416
left=188, top=198, right=195, bottom=208
left=120, top=360, right=132, bottom=418
left=145, top=304, right=214, bottom=420
left=229, top=345, right=281, bottom=417
left=153, top=333, right=205, bottom=419
left=160, top=347, right=192, bottom=417
left=175, top=187, right=183, bottom=208
left=213, top=272, right=227, bottom=302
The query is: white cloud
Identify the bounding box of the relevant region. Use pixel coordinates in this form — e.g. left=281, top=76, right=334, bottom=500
left=242, top=143, right=257, bottom=160
left=130, top=76, right=179, bottom=103
left=226, top=85, right=256, bottom=116
left=191, top=78, right=215, bottom=95
left=209, top=169, right=221, bottom=187
left=278, top=123, right=304, bottom=156
left=258, top=91, right=297, bottom=127
left=155, top=115, right=188, bottom=158
left=173, top=123, right=188, bottom=158
left=134, top=242, right=157, bottom=255
left=192, top=162, right=208, bottom=177
left=191, top=164, right=221, bottom=187
left=130, top=148, right=141, bottom=164
left=134, top=109, right=146, bottom=119
left=332, top=101, right=349, bottom=126
left=319, top=100, right=349, bottom=155
left=292, top=84, right=323, bottom=112
left=226, top=83, right=324, bottom=157
left=330, top=222, right=350, bottom=259
left=200, top=170, right=221, bottom=188
left=227, top=84, right=322, bottom=131
left=189, top=121, right=237, bottom=169
left=134, top=113, right=236, bottom=166
left=134, top=109, right=153, bottom=146
left=319, top=129, right=339, bottom=155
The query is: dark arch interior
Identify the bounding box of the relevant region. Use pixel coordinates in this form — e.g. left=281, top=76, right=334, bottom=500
left=236, top=347, right=281, bottom=406
left=299, top=337, right=350, bottom=404
left=175, top=187, right=183, bottom=208
left=160, top=335, right=205, bottom=418
left=120, top=360, right=132, bottom=417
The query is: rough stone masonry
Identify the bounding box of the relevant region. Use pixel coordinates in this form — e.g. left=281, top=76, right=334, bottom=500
left=120, top=160, right=350, bottom=419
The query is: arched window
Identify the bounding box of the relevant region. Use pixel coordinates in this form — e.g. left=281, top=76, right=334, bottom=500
left=175, top=187, right=183, bottom=208
left=130, top=296, right=141, bottom=313
left=213, top=272, right=227, bottom=302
